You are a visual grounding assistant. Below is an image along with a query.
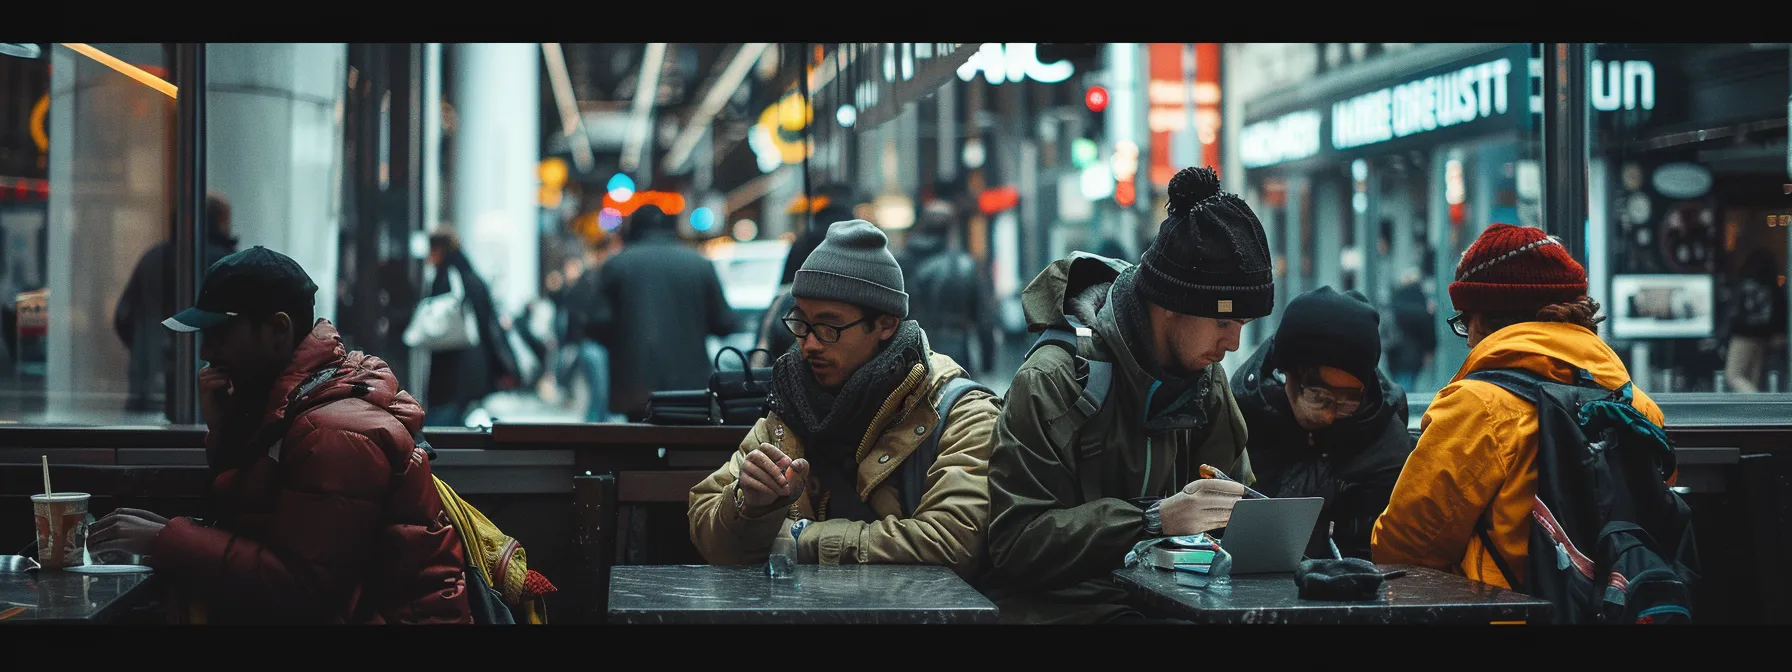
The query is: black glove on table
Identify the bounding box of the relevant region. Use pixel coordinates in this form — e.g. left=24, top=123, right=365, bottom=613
left=1293, top=558, right=1386, bottom=601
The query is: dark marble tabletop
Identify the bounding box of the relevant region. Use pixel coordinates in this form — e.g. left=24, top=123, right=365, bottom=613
left=1114, top=564, right=1553, bottom=624
left=1, top=561, right=159, bottom=624
left=608, top=565, right=999, bottom=624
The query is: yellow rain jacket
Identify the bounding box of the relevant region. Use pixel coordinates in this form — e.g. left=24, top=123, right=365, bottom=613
left=1372, top=322, right=1668, bottom=589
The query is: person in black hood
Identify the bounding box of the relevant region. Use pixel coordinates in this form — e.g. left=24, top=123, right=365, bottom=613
left=1229, top=286, right=1413, bottom=560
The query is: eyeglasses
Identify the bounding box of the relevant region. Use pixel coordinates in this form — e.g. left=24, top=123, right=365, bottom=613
left=1448, top=313, right=1469, bottom=339
left=1294, top=384, right=1363, bottom=417
left=783, top=315, right=872, bottom=344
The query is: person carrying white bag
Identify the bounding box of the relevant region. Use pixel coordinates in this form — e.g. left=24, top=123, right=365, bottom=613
left=408, top=228, right=520, bottom=426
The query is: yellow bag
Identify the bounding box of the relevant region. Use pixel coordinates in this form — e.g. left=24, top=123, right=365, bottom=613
left=165, top=480, right=552, bottom=625
left=432, top=476, right=553, bottom=624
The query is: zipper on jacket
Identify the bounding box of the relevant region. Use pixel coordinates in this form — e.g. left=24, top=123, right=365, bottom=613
left=1141, top=380, right=1162, bottom=499
left=854, top=363, right=928, bottom=463
left=851, top=363, right=930, bottom=502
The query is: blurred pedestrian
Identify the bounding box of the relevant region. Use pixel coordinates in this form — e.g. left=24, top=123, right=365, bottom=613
left=417, top=227, right=518, bottom=427
left=592, top=205, right=736, bottom=420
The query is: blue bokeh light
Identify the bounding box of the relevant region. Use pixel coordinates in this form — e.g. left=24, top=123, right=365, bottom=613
left=690, top=207, right=715, bottom=232
left=606, top=173, right=635, bottom=201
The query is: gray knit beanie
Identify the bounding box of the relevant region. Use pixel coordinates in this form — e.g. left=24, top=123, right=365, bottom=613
left=792, top=219, right=908, bottom=318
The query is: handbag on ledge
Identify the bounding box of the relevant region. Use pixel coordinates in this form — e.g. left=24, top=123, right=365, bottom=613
left=708, top=347, right=774, bottom=426
left=644, top=389, right=718, bottom=426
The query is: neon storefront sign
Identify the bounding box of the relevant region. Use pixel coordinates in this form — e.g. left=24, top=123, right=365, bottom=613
left=1590, top=60, right=1655, bottom=112
left=1243, top=48, right=1663, bottom=169
left=1332, top=58, right=1513, bottom=151
left=956, top=43, right=1074, bottom=85
left=1240, top=110, right=1323, bottom=169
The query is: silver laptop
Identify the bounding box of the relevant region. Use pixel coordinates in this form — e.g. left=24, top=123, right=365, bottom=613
left=1220, top=497, right=1326, bottom=574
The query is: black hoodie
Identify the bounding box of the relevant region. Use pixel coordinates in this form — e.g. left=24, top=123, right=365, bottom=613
left=1229, top=342, right=1413, bottom=560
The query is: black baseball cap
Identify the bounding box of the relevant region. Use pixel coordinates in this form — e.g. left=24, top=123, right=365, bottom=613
left=162, top=245, right=319, bottom=333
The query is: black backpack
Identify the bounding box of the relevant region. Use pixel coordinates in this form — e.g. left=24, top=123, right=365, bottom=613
left=898, top=375, right=994, bottom=516
left=1025, top=314, right=1117, bottom=505
left=1016, top=251, right=1226, bottom=505
left=1465, top=367, right=1699, bottom=624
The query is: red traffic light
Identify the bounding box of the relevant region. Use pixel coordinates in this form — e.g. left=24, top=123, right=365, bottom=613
left=1085, top=86, right=1109, bottom=113
left=978, top=185, right=1020, bottom=215
left=1115, top=178, right=1137, bottom=207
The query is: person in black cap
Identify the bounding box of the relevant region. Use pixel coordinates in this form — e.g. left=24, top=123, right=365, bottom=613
left=986, top=165, right=1274, bottom=624
left=1230, top=286, right=1414, bottom=561
left=87, top=245, right=473, bottom=624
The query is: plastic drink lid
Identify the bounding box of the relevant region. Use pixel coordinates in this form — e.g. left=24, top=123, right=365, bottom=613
left=30, top=492, right=90, bottom=502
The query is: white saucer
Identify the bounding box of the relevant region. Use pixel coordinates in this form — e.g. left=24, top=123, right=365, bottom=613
left=65, top=564, right=152, bottom=574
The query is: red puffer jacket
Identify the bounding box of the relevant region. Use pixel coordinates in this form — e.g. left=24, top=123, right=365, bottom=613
left=150, top=320, right=473, bottom=624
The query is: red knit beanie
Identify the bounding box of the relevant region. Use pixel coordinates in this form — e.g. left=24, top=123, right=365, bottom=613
left=1448, top=223, right=1587, bottom=314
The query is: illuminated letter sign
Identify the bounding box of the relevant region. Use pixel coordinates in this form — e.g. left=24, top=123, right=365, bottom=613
left=1332, top=58, right=1512, bottom=151
left=956, top=43, right=1074, bottom=85
left=1590, top=60, right=1655, bottom=112
left=1240, top=109, right=1323, bottom=169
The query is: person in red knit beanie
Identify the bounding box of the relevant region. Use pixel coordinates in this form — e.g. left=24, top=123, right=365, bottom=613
left=1371, top=223, right=1669, bottom=593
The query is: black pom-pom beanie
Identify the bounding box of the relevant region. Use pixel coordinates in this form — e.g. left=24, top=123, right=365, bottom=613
left=1136, top=166, right=1276, bottom=319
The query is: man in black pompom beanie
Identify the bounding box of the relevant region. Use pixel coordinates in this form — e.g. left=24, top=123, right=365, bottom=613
left=1136, top=168, right=1276, bottom=321
left=985, top=165, right=1278, bottom=624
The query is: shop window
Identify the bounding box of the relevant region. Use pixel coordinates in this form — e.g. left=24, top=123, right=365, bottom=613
left=1233, top=43, right=1544, bottom=402
left=0, top=44, right=178, bottom=424
left=1588, top=43, right=1790, bottom=395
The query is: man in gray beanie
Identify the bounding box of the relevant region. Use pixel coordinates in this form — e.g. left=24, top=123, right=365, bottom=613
left=689, top=219, right=1002, bottom=580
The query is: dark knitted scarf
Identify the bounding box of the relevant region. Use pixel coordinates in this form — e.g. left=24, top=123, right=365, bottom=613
left=771, top=319, right=930, bottom=450
left=1111, top=267, right=1215, bottom=432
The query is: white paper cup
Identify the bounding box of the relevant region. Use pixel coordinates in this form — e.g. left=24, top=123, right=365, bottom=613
left=31, top=492, right=91, bottom=570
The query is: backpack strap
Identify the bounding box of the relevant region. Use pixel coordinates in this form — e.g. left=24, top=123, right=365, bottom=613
left=1463, top=368, right=1550, bottom=407
left=1469, top=367, right=1661, bottom=453
left=242, top=364, right=349, bottom=464
left=1023, top=314, right=1114, bottom=504
left=1464, top=369, right=1542, bottom=594
left=1026, top=315, right=1114, bottom=420
left=264, top=364, right=438, bottom=462
left=901, top=375, right=994, bottom=516
left=1477, top=526, right=1523, bottom=592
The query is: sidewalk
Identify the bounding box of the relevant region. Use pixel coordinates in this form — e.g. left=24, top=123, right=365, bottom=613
left=467, top=387, right=588, bottom=426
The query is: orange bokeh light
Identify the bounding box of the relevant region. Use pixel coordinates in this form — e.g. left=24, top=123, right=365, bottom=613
left=602, top=190, right=686, bottom=217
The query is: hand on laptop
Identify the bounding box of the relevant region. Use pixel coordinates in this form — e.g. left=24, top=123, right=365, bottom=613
left=1158, top=479, right=1246, bottom=536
